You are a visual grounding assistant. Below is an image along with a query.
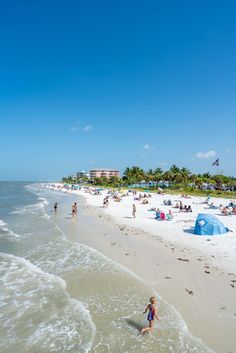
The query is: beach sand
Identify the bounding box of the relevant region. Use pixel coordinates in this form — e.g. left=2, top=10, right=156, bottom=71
left=47, top=185, right=236, bottom=353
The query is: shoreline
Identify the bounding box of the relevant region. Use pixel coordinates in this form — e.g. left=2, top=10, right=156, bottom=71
left=46, top=185, right=236, bottom=353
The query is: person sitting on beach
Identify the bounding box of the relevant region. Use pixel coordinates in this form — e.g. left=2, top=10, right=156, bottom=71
left=187, top=205, right=192, bottom=212
left=142, top=199, right=148, bottom=204
left=155, top=209, right=161, bottom=220
left=141, top=296, right=160, bottom=334
left=160, top=212, right=166, bottom=220
left=166, top=209, right=173, bottom=221
left=174, top=202, right=179, bottom=208
left=222, top=207, right=229, bottom=216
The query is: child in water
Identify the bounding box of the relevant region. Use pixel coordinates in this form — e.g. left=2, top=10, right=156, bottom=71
left=141, top=296, right=160, bottom=334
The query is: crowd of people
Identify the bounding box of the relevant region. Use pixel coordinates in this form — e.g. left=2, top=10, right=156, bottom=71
left=51, top=184, right=235, bottom=226
left=220, top=204, right=236, bottom=216
left=205, top=196, right=236, bottom=216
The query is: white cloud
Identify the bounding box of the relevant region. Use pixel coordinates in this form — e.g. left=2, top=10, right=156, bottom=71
left=195, top=150, right=216, bottom=159
left=83, top=125, right=93, bottom=132
left=142, top=144, right=155, bottom=151
left=70, top=121, right=93, bottom=133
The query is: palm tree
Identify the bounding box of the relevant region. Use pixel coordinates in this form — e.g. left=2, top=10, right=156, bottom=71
left=169, top=164, right=180, bottom=174
left=122, top=166, right=145, bottom=184
left=153, top=167, right=163, bottom=181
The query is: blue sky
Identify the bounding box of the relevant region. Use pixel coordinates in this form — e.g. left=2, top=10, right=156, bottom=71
left=0, top=0, right=235, bottom=180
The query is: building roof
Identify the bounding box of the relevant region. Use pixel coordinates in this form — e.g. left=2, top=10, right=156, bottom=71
left=90, top=168, right=119, bottom=171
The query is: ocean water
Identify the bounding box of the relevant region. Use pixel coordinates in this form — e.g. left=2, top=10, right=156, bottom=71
left=0, top=182, right=214, bottom=353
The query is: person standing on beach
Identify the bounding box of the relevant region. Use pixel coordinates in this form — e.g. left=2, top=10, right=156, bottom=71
left=141, top=296, right=160, bottom=334
left=54, top=202, right=58, bottom=212
left=132, top=204, right=136, bottom=218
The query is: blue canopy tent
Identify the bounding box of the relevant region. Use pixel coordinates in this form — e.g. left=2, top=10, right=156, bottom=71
left=194, top=213, right=229, bottom=236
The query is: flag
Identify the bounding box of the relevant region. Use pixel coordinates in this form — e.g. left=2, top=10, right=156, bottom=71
left=212, top=158, right=219, bottom=166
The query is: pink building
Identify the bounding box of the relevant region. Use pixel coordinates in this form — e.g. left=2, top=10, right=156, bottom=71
left=90, top=169, right=120, bottom=179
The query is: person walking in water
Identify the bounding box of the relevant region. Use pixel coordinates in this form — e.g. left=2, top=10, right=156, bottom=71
left=54, top=202, right=58, bottom=212
left=72, top=202, right=78, bottom=217
left=132, top=204, right=136, bottom=218
left=141, top=296, right=160, bottom=334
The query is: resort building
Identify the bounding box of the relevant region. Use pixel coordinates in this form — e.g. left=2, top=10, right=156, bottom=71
left=89, top=169, right=120, bottom=180
left=77, top=171, right=90, bottom=180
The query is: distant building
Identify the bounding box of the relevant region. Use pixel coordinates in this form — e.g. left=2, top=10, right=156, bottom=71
left=69, top=174, right=77, bottom=181
left=77, top=171, right=90, bottom=179
left=90, top=169, right=120, bottom=180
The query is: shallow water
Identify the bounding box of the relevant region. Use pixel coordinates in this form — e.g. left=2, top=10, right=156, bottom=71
left=0, top=182, right=214, bottom=353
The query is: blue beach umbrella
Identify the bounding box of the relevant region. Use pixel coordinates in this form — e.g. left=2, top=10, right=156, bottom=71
left=194, top=213, right=229, bottom=236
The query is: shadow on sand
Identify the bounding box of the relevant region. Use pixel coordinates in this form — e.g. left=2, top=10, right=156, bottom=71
left=124, top=318, right=143, bottom=332
left=183, top=228, right=194, bottom=234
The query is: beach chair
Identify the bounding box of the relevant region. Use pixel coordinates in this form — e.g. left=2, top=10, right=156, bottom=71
left=155, top=212, right=161, bottom=220
left=166, top=214, right=173, bottom=221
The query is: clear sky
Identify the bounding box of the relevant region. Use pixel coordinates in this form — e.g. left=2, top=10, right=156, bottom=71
left=0, top=0, right=236, bottom=180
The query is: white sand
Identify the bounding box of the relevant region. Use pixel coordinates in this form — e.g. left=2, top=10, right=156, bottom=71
left=46, top=184, right=236, bottom=353
left=78, top=188, right=236, bottom=274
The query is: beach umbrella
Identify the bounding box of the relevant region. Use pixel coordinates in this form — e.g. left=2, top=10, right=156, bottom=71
left=194, top=213, right=229, bottom=236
